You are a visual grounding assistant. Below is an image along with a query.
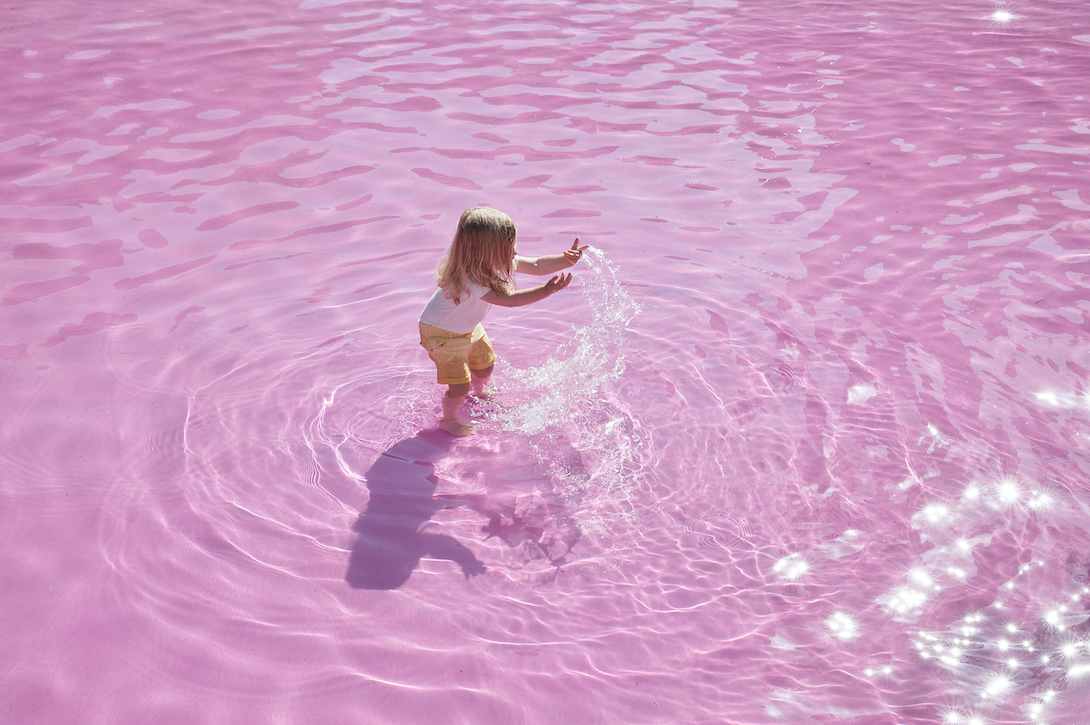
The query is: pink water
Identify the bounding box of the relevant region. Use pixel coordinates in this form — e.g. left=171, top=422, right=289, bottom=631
left=3, top=0, right=1090, bottom=722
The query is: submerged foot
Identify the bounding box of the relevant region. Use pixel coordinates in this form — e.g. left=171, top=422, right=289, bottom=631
left=469, top=390, right=503, bottom=409
left=440, top=417, right=475, bottom=436
left=469, top=387, right=495, bottom=401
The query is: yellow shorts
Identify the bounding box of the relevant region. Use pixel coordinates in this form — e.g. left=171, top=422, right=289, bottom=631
left=418, top=322, right=496, bottom=385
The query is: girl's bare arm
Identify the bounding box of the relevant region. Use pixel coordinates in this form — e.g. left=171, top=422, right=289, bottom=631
left=481, top=273, right=572, bottom=307
left=515, top=238, right=588, bottom=275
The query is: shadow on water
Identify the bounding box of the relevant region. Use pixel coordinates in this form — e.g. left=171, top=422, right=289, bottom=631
left=345, top=431, right=486, bottom=590
left=345, top=429, right=583, bottom=589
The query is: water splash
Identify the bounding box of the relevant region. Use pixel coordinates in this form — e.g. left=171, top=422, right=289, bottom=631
left=483, top=248, right=644, bottom=533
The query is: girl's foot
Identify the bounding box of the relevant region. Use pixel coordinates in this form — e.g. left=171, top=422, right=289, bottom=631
left=469, top=390, right=502, bottom=405
left=469, top=384, right=494, bottom=400
left=440, top=417, right=475, bottom=436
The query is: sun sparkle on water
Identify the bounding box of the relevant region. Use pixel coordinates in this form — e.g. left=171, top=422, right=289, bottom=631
left=1070, top=662, right=1090, bottom=678
left=982, top=673, right=1012, bottom=699
left=825, top=611, right=860, bottom=641
left=995, top=477, right=1021, bottom=506
left=772, top=553, right=810, bottom=580
left=943, top=709, right=988, bottom=725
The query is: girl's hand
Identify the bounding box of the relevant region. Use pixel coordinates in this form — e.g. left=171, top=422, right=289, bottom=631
left=563, top=238, right=589, bottom=266
left=544, top=272, right=573, bottom=294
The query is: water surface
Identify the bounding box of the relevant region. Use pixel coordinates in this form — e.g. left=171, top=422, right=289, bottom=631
left=3, top=1, right=1090, bottom=723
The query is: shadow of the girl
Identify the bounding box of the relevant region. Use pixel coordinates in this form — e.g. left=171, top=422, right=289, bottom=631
left=345, top=431, right=486, bottom=590
left=345, top=427, right=585, bottom=589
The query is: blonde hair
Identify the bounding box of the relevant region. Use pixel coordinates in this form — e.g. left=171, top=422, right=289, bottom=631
left=436, top=206, right=517, bottom=303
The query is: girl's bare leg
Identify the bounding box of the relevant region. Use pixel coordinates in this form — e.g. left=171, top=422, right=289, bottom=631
left=470, top=364, right=494, bottom=398
left=440, top=382, right=474, bottom=436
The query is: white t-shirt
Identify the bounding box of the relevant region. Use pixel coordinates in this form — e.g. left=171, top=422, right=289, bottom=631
left=418, top=278, right=493, bottom=334
left=418, top=257, right=522, bottom=334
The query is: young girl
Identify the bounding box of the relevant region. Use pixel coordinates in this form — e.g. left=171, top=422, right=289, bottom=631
left=418, top=206, right=588, bottom=436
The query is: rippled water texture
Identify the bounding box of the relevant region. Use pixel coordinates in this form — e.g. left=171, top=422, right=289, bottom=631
left=3, top=0, right=1090, bottom=723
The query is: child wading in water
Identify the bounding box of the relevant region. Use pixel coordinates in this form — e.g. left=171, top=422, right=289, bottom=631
left=419, top=206, right=588, bottom=436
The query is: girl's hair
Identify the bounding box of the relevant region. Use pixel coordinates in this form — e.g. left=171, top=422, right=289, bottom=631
left=436, top=206, right=517, bottom=303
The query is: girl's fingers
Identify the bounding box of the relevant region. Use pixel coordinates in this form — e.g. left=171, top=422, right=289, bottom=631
left=565, top=238, right=588, bottom=265
left=547, top=272, right=573, bottom=293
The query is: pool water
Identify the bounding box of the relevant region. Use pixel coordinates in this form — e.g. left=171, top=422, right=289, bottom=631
left=3, top=0, right=1090, bottom=723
